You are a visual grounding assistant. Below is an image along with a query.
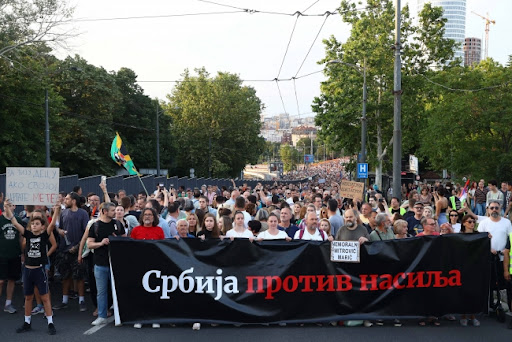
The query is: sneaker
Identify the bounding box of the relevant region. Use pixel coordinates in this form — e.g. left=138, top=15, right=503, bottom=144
left=329, top=321, right=338, bottom=326
left=363, top=320, right=373, bottom=327
left=52, top=303, right=68, bottom=310
left=393, top=319, right=402, bottom=327
left=31, top=306, right=45, bottom=315
left=472, top=318, right=480, bottom=327
left=91, top=317, right=108, bottom=326
left=16, top=322, right=31, bottom=333
left=152, top=323, right=160, bottom=329
left=69, top=292, right=78, bottom=300
left=79, top=302, right=87, bottom=312
left=460, top=319, right=468, bottom=326
left=278, top=323, right=287, bottom=327
left=376, top=319, right=384, bottom=326
left=48, top=323, right=56, bottom=335
left=133, top=323, right=142, bottom=329
left=4, top=304, right=17, bottom=314
left=192, top=323, right=201, bottom=330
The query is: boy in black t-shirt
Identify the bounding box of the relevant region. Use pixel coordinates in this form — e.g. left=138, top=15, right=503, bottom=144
left=5, top=199, right=61, bottom=335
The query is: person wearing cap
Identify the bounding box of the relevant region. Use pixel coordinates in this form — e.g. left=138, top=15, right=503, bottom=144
left=406, top=201, right=424, bottom=236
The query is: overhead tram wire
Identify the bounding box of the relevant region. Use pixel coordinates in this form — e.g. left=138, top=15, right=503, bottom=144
left=277, top=12, right=300, bottom=79
left=69, top=10, right=246, bottom=22
left=294, top=12, right=331, bottom=78
left=417, top=73, right=511, bottom=92
left=136, top=70, right=325, bottom=83
left=275, top=79, right=288, bottom=115
left=293, top=78, right=301, bottom=118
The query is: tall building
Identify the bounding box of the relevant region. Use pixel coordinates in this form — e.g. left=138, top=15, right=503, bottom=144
left=464, top=37, right=481, bottom=66
left=417, top=0, right=466, bottom=62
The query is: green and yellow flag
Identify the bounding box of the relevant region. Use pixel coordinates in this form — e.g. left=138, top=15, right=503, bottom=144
left=110, top=132, right=140, bottom=176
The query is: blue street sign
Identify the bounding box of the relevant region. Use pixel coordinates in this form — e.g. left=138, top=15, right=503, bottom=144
left=357, top=163, right=368, bottom=179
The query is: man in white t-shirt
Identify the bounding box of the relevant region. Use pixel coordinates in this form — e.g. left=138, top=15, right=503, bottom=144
left=478, top=201, right=512, bottom=258
left=294, top=212, right=333, bottom=241
left=476, top=200, right=512, bottom=310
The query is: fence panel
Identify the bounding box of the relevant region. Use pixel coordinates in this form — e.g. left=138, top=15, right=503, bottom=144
left=78, top=176, right=103, bottom=201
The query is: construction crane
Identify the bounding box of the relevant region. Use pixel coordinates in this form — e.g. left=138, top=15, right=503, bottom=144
left=471, top=11, right=496, bottom=59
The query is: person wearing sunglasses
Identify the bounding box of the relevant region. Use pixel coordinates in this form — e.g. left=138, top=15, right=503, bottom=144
left=459, top=215, right=481, bottom=326
left=478, top=200, right=512, bottom=318
left=448, top=209, right=461, bottom=233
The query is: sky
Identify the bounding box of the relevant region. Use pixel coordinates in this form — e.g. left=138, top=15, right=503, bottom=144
left=58, top=0, right=511, bottom=119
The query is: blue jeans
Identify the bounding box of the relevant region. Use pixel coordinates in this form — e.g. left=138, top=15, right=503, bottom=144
left=94, top=265, right=111, bottom=319
left=475, top=203, right=486, bottom=216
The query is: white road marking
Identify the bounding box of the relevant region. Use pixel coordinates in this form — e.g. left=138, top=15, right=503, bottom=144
left=83, top=316, right=115, bottom=335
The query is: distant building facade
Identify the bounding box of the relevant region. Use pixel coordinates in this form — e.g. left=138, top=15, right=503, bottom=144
left=464, top=37, right=481, bottom=66
left=417, top=0, right=466, bottom=62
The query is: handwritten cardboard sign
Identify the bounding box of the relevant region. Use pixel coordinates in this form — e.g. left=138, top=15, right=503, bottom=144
left=330, top=241, right=360, bottom=263
left=339, top=180, right=364, bottom=201
left=6, top=167, right=60, bottom=206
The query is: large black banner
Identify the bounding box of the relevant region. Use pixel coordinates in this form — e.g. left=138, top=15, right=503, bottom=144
left=109, top=234, right=490, bottom=325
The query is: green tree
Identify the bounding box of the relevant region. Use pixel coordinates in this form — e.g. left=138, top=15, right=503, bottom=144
left=313, top=0, right=455, bottom=187
left=279, top=144, right=299, bottom=171
left=0, top=46, right=62, bottom=172
left=164, top=68, right=265, bottom=178
left=417, top=60, right=512, bottom=180
left=0, top=0, right=74, bottom=57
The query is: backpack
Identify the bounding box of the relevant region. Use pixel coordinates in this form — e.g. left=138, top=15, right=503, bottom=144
left=298, top=228, right=326, bottom=241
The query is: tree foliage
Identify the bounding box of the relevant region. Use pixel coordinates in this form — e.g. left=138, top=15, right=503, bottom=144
left=417, top=60, right=512, bottom=181
left=0, top=0, right=75, bottom=57
left=0, top=49, right=173, bottom=177
left=313, top=0, right=455, bottom=177
left=164, top=68, right=265, bottom=178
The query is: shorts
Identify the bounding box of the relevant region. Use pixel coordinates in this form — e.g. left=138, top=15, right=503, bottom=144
left=54, top=251, right=86, bottom=280
left=23, top=266, right=49, bottom=296
left=0, top=257, right=22, bottom=281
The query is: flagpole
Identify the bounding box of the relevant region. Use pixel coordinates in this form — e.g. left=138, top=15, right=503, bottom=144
left=137, top=175, right=149, bottom=196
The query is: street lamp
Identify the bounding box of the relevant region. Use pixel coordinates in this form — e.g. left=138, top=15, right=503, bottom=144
left=326, top=58, right=367, bottom=167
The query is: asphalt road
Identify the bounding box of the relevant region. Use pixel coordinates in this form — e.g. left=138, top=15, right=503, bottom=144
left=1, top=281, right=510, bottom=342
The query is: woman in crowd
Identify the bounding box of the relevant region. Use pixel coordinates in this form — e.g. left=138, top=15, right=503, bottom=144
left=440, top=223, right=454, bottom=235
left=434, top=186, right=449, bottom=225
left=197, top=213, right=221, bottom=240
left=257, top=213, right=289, bottom=240
left=131, top=208, right=164, bottom=329
left=460, top=214, right=478, bottom=234
left=468, top=181, right=477, bottom=212
left=459, top=214, right=480, bottom=326
left=186, top=213, right=201, bottom=237
left=319, top=218, right=332, bottom=238
left=419, top=186, right=433, bottom=205
left=292, top=202, right=303, bottom=225
left=245, top=203, right=257, bottom=220
left=448, top=209, right=461, bottom=233
left=319, top=207, right=329, bottom=220
left=218, top=215, right=233, bottom=236
left=114, top=205, right=131, bottom=235
left=295, top=206, right=308, bottom=226
left=254, top=209, right=269, bottom=232
left=393, top=219, right=410, bottom=239
left=225, top=211, right=253, bottom=239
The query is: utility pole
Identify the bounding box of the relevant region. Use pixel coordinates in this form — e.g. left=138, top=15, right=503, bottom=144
left=45, top=89, right=50, bottom=167
left=155, top=101, right=161, bottom=177
left=361, top=57, right=367, bottom=165
left=392, top=0, right=402, bottom=200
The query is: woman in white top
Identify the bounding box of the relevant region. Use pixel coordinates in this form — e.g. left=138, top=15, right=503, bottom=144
left=257, top=213, right=290, bottom=241
left=225, top=211, right=253, bottom=239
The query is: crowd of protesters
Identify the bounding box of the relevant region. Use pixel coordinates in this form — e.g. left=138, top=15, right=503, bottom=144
left=1, top=175, right=512, bottom=334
